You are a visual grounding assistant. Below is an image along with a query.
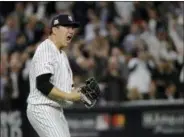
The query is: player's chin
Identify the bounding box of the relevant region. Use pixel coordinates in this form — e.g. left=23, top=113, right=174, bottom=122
left=66, top=40, right=72, bottom=46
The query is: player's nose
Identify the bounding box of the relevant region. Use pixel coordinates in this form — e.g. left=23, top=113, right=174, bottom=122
left=68, top=27, right=75, bottom=33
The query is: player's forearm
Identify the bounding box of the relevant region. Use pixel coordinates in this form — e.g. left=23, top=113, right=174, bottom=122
left=48, top=87, right=74, bottom=101
left=36, top=73, right=81, bottom=102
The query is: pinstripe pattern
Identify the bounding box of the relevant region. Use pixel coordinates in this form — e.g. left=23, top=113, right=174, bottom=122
left=27, top=39, right=73, bottom=107
left=27, top=39, right=73, bottom=137
left=27, top=104, right=70, bottom=137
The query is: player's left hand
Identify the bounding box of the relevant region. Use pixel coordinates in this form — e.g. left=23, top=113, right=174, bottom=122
left=79, top=77, right=101, bottom=108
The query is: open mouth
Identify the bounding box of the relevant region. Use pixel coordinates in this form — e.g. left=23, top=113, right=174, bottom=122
left=67, top=35, right=72, bottom=41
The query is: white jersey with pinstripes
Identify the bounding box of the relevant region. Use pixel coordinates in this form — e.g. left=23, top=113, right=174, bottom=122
left=27, top=38, right=73, bottom=108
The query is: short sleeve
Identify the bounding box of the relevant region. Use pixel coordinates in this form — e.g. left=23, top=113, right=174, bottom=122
left=34, top=50, right=54, bottom=77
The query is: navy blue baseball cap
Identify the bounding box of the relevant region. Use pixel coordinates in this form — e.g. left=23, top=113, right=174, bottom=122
left=51, top=14, right=80, bottom=28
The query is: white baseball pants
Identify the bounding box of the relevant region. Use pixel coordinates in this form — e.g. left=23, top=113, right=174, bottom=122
left=27, top=104, right=70, bottom=137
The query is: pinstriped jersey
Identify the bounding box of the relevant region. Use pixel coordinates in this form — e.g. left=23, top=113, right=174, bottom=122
left=27, top=39, right=73, bottom=108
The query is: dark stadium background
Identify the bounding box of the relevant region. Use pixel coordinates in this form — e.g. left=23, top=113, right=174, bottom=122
left=0, top=1, right=184, bottom=137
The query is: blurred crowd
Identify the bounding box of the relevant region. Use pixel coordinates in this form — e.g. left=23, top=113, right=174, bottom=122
left=0, top=2, right=184, bottom=110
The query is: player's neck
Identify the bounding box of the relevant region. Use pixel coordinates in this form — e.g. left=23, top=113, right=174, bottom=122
left=48, top=35, right=63, bottom=51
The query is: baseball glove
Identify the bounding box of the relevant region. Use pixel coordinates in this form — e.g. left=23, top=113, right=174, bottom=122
left=80, top=77, right=101, bottom=108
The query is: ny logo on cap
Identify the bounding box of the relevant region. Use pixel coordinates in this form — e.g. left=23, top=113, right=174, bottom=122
left=68, top=16, right=73, bottom=21
left=54, top=19, right=59, bottom=25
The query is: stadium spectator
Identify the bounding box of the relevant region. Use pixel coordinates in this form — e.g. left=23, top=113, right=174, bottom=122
left=0, top=2, right=183, bottom=105
left=99, top=56, right=126, bottom=102
left=127, top=48, right=155, bottom=100
left=1, top=15, right=19, bottom=52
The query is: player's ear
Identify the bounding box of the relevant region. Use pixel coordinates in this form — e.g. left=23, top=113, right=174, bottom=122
left=52, top=27, right=58, bottom=35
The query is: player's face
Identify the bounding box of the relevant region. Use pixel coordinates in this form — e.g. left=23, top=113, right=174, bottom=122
left=56, top=26, right=75, bottom=47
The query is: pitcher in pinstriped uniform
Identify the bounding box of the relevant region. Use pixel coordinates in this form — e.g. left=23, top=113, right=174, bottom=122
left=27, top=14, right=88, bottom=137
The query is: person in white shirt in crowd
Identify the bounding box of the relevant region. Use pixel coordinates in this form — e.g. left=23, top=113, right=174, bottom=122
left=84, top=8, right=108, bottom=43
left=114, top=1, right=134, bottom=25
left=127, top=48, right=155, bottom=100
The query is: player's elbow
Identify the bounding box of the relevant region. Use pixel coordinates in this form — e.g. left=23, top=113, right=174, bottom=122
left=36, top=73, right=54, bottom=96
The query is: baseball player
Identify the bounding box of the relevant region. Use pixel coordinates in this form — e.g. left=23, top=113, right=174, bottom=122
left=26, top=14, right=100, bottom=137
